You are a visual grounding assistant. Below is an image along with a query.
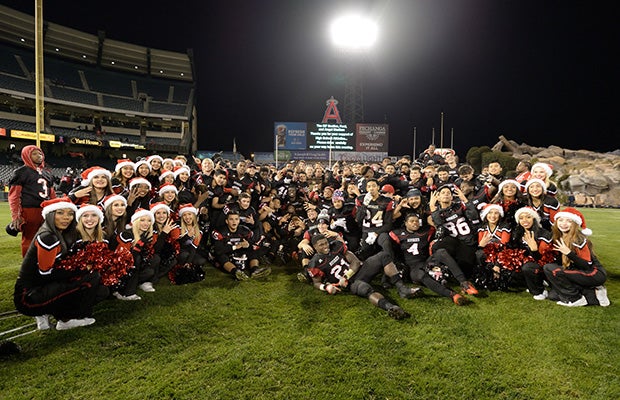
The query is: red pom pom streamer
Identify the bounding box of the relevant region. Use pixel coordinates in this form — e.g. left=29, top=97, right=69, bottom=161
left=56, top=242, right=134, bottom=286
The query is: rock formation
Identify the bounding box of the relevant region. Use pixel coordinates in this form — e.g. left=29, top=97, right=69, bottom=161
left=494, top=136, right=620, bottom=207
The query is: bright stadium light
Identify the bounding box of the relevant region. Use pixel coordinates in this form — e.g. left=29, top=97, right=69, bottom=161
left=330, top=15, right=378, bottom=50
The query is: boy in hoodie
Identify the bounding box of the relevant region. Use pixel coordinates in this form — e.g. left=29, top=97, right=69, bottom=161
left=9, top=145, right=57, bottom=256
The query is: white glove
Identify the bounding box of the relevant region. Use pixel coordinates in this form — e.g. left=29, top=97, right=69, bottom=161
left=363, top=192, right=373, bottom=206
left=365, top=232, right=378, bottom=245
left=331, top=218, right=347, bottom=229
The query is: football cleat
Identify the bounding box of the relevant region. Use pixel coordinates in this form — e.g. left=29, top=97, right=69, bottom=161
left=452, top=293, right=470, bottom=306
left=235, top=269, right=250, bottom=281
left=251, top=266, right=271, bottom=279
left=388, top=306, right=411, bottom=320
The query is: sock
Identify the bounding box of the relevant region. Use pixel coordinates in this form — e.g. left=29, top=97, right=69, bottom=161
left=377, top=298, right=394, bottom=311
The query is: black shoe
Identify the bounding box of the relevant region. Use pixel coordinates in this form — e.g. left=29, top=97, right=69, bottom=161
left=388, top=306, right=411, bottom=320
left=398, top=286, right=423, bottom=299
left=381, top=274, right=393, bottom=290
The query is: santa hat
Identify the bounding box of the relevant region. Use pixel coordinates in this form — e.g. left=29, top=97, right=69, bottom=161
left=158, top=183, right=178, bottom=196
left=114, top=159, right=135, bottom=173
left=103, top=194, right=127, bottom=210
left=178, top=203, right=198, bottom=217
left=480, top=203, right=504, bottom=221
left=173, top=165, right=191, bottom=178
left=131, top=208, right=154, bottom=224
left=514, top=207, right=541, bottom=223
left=531, top=162, right=553, bottom=178
left=76, top=204, right=104, bottom=222
left=173, top=159, right=186, bottom=167
left=162, top=158, right=175, bottom=167
left=134, top=159, right=152, bottom=172
left=498, top=179, right=520, bottom=193
left=41, top=197, right=78, bottom=219
left=554, top=207, right=592, bottom=236
left=159, top=169, right=175, bottom=182
left=147, top=155, right=164, bottom=164
left=80, top=166, right=112, bottom=187
left=332, top=190, right=345, bottom=202
left=524, top=178, right=547, bottom=193
left=129, top=177, right=152, bottom=190
left=149, top=201, right=171, bottom=216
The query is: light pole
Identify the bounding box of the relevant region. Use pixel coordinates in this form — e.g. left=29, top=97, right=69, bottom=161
left=330, top=15, right=377, bottom=126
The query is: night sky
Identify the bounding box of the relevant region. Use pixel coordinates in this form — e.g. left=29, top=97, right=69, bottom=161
left=2, top=0, right=618, bottom=159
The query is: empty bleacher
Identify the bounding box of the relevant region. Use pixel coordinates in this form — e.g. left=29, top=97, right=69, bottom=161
left=50, top=86, right=98, bottom=105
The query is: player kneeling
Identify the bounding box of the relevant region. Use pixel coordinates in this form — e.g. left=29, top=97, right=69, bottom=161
left=210, top=211, right=271, bottom=280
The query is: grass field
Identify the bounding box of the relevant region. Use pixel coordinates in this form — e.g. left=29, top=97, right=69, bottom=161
left=1, top=202, right=618, bottom=400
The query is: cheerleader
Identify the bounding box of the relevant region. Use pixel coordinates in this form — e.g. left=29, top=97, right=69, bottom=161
left=126, top=177, right=153, bottom=219
left=150, top=202, right=180, bottom=284
left=524, top=178, right=559, bottom=230
left=475, top=204, right=512, bottom=290
left=159, top=169, right=175, bottom=186
left=114, top=209, right=158, bottom=299
left=177, top=204, right=207, bottom=268
left=134, top=159, right=152, bottom=180
left=147, top=155, right=164, bottom=188
left=512, top=207, right=554, bottom=300
left=157, top=183, right=180, bottom=218
left=111, top=159, right=135, bottom=196
left=490, top=179, right=525, bottom=229
left=543, top=208, right=609, bottom=306
left=13, top=198, right=103, bottom=330
left=69, top=166, right=113, bottom=207
left=162, top=158, right=175, bottom=172
left=102, top=194, right=128, bottom=250
left=530, top=162, right=557, bottom=196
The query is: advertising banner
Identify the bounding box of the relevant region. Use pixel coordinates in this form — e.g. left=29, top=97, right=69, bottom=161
left=307, top=123, right=355, bottom=151
left=274, top=122, right=307, bottom=150
left=356, top=124, right=389, bottom=152
left=333, top=151, right=388, bottom=163
left=10, top=130, right=55, bottom=142
left=290, top=151, right=330, bottom=161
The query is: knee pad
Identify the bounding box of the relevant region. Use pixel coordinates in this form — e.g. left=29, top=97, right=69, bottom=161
left=350, top=280, right=374, bottom=298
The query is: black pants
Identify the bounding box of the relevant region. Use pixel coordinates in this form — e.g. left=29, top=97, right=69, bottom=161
left=543, top=263, right=606, bottom=303
left=431, top=236, right=477, bottom=278
left=14, top=271, right=103, bottom=320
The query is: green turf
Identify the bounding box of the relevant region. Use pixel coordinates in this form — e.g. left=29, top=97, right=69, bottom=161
left=1, top=203, right=618, bottom=400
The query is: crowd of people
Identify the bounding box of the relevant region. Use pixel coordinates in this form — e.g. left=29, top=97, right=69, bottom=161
left=7, top=143, right=610, bottom=330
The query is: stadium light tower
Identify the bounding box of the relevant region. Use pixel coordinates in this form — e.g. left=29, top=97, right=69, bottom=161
left=330, top=15, right=378, bottom=126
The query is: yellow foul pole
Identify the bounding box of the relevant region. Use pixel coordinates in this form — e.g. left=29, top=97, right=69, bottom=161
left=34, top=0, right=44, bottom=148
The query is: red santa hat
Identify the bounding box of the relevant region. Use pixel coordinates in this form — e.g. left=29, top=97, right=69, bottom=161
left=134, top=159, right=152, bottom=172
left=131, top=208, right=154, bottom=224
left=149, top=201, right=171, bottom=216
left=114, top=159, right=135, bottom=173
left=159, top=169, right=175, bottom=182
left=514, top=206, right=541, bottom=223
left=178, top=203, right=198, bottom=217
left=76, top=204, right=104, bottom=222
left=103, top=194, right=127, bottom=210
left=41, top=196, right=78, bottom=219
left=158, top=183, right=178, bottom=196
left=480, top=203, right=504, bottom=221
left=173, top=165, right=191, bottom=179
left=162, top=158, right=175, bottom=167
left=498, top=179, right=520, bottom=193
left=524, top=178, right=547, bottom=193
left=129, top=177, right=152, bottom=190
left=554, top=207, right=592, bottom=236
left=147, top=155, right=164, bottom=164
left=80, top=166, right=112, bottom=187
left=531, top=162, right=553, bottom=178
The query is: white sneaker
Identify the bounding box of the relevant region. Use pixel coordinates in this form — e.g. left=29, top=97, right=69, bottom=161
left=532, top=290, right=548, bottom=301
left=557, top=296, right=588, bottom=307
left=138, top=282, right=155, bottom=292
left=113, top=292, right=142, bottom=301
left=595, top=286, right=610, bottom=307
left=56, top=318, right=96, bottom=331
left=35, top=315, right=51, bottom=330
